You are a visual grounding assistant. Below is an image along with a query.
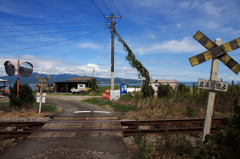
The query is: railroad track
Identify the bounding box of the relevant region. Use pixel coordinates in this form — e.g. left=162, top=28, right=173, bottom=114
left=0, top=117, right=225, bottom=138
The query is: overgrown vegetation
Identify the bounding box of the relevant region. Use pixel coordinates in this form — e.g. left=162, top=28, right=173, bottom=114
left=194, top=99, right=240, bottom=159
left=114, top=28, right=153, bottom=98
left=81, top=82, right=240, bottom=158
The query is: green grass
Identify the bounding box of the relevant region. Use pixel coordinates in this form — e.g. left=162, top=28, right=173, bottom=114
left=32, top=102, right=57, bottom=113
left=48, top=93, right=102, bottom=96
left=0, top=102, right=12, bottom=112
left=82, top=98, right=136, bottom=112
left=0, top=101, right=57, bottom=113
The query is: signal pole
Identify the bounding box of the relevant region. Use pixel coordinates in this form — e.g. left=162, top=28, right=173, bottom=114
left=104, top=13, right=121, bottom=90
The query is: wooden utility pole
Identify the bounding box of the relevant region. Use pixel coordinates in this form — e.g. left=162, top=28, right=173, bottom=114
left=104, top=13, right=121, bottom=90
left=202, top=38, right=222, bottom=142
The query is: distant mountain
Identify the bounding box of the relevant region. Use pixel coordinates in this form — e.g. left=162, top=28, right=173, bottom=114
left=0, top=72, right=142, bottom=84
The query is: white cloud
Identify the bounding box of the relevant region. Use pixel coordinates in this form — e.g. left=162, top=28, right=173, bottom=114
left=147, top=34, right=156, bottom=39
left=176, top=23, right=182, bottom=27
left=0, top=55, right=142, bottom=79
left=135, top=37, right=203, bottom=55
left=78, top=43, right=100, bottom=49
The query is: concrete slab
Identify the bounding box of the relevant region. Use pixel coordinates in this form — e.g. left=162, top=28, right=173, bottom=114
left=0, top=137, right=128, bottom=159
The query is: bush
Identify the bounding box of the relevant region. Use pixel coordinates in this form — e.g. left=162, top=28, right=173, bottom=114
left=177, top=83, right=190, bottom=98
left=141, top=83, right=154, bottom=98
left=157, top=83, right=173, bottom=98
left=194, top=99, right=240, bottom=159
left=89, top=78, right=98, bottom=91
left=8, top=82, right=35, bottom=108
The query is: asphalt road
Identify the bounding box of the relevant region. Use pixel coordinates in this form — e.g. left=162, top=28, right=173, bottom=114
left=0, top=97, right=135, bottom=159
left=46, top=97, right=118, bottom=117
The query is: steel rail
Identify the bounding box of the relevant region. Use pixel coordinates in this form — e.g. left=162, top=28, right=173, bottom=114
left=0, top=126, right=227, bottom=138
left=0, top=117, right=223, bottom=125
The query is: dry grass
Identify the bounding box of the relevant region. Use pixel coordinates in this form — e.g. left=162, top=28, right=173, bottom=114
left=0, top=109, right=55, bottom=118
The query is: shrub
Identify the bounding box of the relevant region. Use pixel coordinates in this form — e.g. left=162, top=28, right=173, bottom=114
left=89, top=78, right=98, bottom=91
left=194, top=99, right=240, bottom=159
left=8, top=82, right=35, bottom=108
left=177, top=83, right=190, bottom=97
left=157, top=83, right=173, bottom=98
left=141, top=83, right=154, bottom=98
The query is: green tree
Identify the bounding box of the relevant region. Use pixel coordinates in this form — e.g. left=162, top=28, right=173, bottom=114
left=89, top=78, right=98, bottom=91
left=8, top=82, right=35, bottom=108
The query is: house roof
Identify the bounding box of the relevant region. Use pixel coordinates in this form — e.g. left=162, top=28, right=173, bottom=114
left=67, top=77, right=93, bottom=82
left=0, top=79, right=8, bottom=82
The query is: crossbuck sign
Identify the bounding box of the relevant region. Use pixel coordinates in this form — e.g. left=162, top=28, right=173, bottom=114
left=189, top=30, right=240, bottom=74
left=189, top=30, right=240, bottom=143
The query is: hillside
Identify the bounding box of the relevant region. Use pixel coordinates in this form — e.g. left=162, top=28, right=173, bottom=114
left=0, top=72, right=142, bottom=84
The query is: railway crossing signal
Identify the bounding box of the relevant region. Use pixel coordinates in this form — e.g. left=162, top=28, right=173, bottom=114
left=35, top=75, right=50, bottom=113
left=189, top=31, right=240, bottom=143
left=189, top=30, right=240, bottom=74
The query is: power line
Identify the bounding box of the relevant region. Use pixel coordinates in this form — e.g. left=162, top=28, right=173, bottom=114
left=33, top=29, right=107, bottom=55
left=111, top=0, right=122, bottom=23
left=0, top=22, right=107, bottom=26
left=102, top=41, right=110, bottom=66
left=97, top=35, right=111, bottom=65
left=101, top=0, right=111, bottom=14
left=111, top=0, right=121, bottom=17
left=0, top=28, right=108, bottom=53
left=0, top=25, right=108, bottom=33
left=91, top=0, right=105, bottom=17
left=0, top=27, right=107, bottom=38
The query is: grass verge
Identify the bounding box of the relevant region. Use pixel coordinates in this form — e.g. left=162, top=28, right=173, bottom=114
left=82, top=97, right=136, bottom=112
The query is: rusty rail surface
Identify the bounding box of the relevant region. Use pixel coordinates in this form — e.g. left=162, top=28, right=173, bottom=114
left=0, top=117, right=225, bottom=138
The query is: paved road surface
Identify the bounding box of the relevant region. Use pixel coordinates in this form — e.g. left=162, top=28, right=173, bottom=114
left=0, top=97, right=136, bottom=159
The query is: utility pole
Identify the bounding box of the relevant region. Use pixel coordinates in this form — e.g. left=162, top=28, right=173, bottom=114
left=104, top=13, right=121, bottom=90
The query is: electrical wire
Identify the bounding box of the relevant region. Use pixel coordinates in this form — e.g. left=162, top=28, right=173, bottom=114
left=111, top=0, right=122, bottom=23
left=101, top=0, right=111, bottom=14
left=33, top=29, right=108, bottom=55
left=219, top=72, right=238, bottom=81
left=0, top=27, right=107, bottom=38
left=0, top=25, right=109, bottom=33
left=102, top=42, right=110, bottom=66
left=0, top=22, right=106, bottom=26
left=111, top=0, right=121, bottom=17
left=91, top=0, right=105, bottom=17
left=0, top=28, right=108, bottom=53
left=97, top=35, right=111, bottom=65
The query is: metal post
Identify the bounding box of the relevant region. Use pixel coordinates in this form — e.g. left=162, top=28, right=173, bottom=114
left=39, top=80, right=43, bottom=113
left=202, top=38, right=222, bottom=142
left=17, top=59, right=20, bottom=97
left=111, top=13, right=115, bottom=90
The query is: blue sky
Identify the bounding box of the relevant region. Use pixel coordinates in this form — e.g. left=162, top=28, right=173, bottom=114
left=0, top=0, right=239, bottom=82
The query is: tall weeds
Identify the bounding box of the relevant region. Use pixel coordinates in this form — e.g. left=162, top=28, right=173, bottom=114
left=118, top=82, right=240, bottom=119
